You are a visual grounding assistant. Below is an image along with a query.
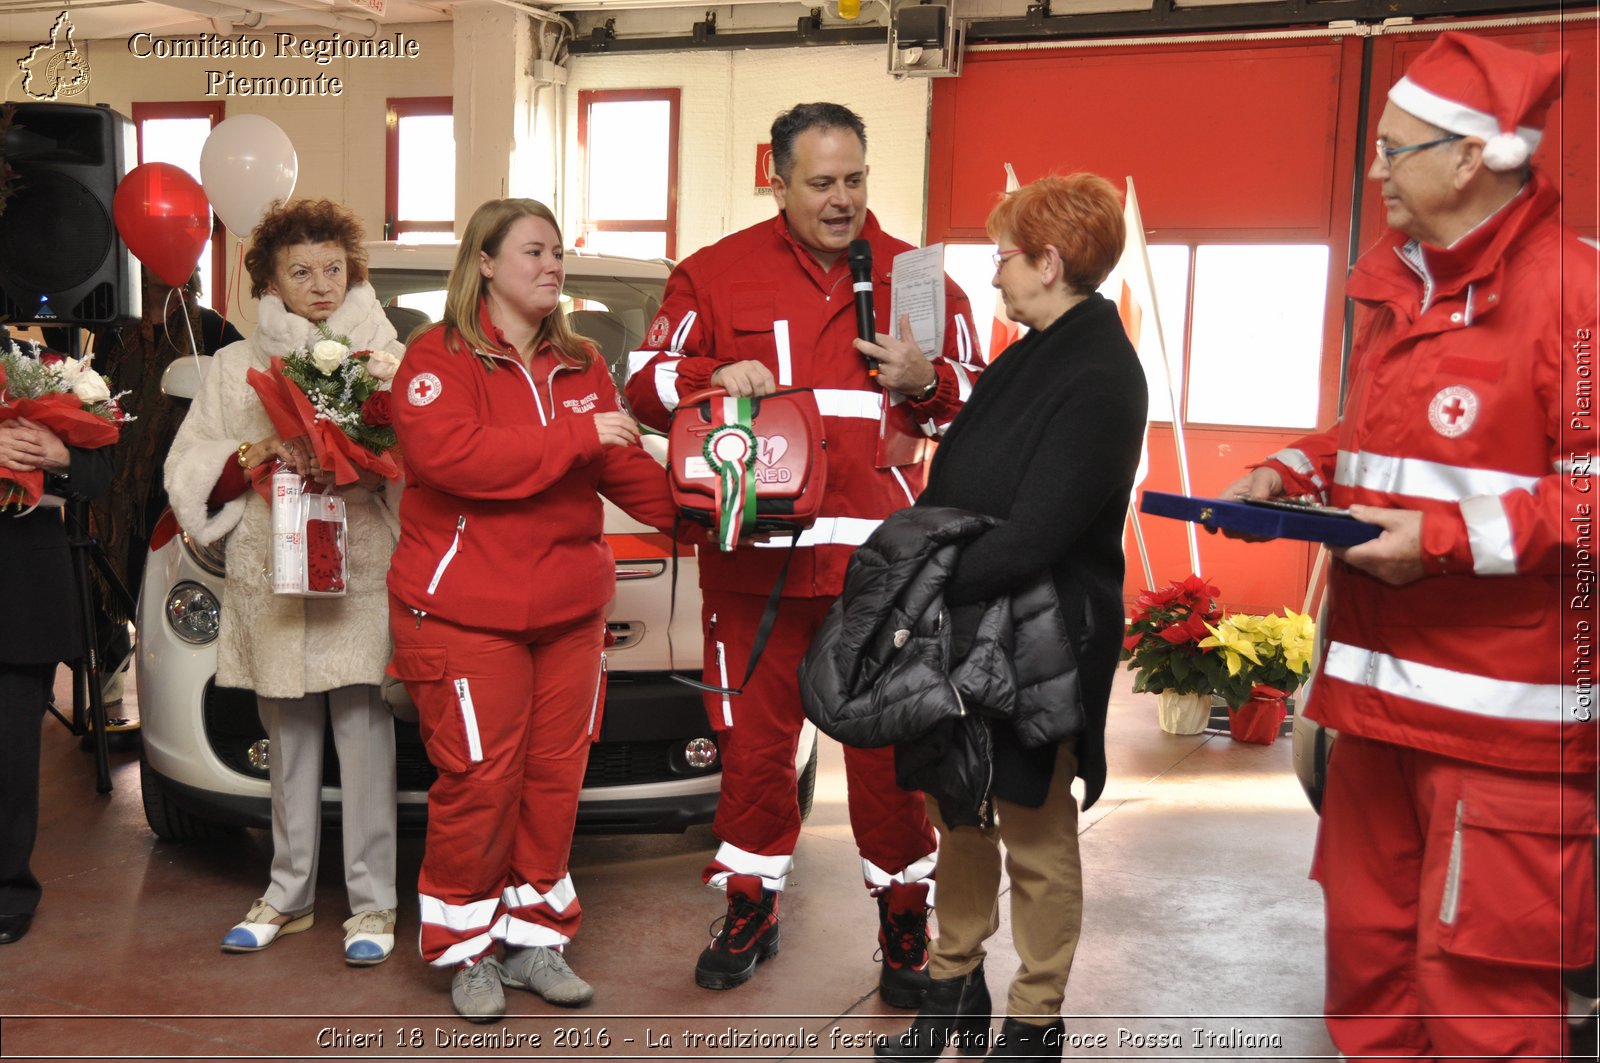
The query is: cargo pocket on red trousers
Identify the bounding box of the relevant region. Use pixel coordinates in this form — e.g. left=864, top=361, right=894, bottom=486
left=1435, top=776, right=1598, bottom=969
left=389, top=645, right=476, bottom=775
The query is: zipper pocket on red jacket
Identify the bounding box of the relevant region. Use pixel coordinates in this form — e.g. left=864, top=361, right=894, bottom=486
left=427, top=516, right=466, bottom=595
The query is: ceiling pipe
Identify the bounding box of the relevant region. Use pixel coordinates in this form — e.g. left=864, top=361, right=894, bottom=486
left=147, top=0, right=380, bottom=36
left=479, top=0, right=576, bottom=35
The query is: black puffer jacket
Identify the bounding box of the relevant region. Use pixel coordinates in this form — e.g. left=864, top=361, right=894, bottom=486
left=799, top=506, right=1082, bottom=826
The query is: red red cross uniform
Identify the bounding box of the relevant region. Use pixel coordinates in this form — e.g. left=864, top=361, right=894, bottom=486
left=1259, top=171, right=1598, bottom=1059
left=389, top=306, right=678, bottom=966
left=625, top=212, right=983, bottom=895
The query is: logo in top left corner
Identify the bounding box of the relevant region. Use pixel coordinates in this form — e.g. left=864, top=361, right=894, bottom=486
left=18, top=12, right=91, bottom=102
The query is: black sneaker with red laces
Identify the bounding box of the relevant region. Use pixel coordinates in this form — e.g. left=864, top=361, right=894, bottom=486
left=877, top=881, right=933, bottom=1008
left=694, top=874, right=781, bottom=990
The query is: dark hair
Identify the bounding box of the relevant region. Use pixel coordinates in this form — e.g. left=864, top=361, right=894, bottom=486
left=243, top=198, right=369, bottom=298
left=770, top=103, right=867, bottom=182
left=987, top=173, right=1125, bottom=295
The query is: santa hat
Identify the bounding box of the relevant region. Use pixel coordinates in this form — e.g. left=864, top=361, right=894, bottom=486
left=1388, top=31, right=1567, bottom=172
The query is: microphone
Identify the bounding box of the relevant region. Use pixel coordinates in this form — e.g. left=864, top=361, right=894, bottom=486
left=847, top=239, right=878, bottom=377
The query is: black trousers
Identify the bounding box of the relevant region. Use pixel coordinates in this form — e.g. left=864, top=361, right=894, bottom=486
left=0, top=663, right=54, bottom=917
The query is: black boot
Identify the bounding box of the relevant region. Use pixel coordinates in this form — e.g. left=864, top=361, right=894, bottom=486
left=693, top=874, right=780, bottom=990
left=874, top=962, right=992, bottom=1061
left=877, top=881, right=933, bottom=1008
left=987, top=1017, right=1063, bottom=1062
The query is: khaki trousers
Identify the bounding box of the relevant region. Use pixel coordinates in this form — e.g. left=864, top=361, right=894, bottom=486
left=926, top=740, right=1082, bottom=1023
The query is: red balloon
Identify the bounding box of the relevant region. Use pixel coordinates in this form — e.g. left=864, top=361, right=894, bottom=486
left=112, top=162, right=211, bottom=287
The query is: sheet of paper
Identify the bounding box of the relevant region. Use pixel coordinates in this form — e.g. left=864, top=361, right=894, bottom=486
left=874, top=243, right=945, bottom=469
left=890, top=243, right=946, bottom=358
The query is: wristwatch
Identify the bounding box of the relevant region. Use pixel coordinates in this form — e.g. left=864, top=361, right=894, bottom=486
left=914, top=375, right=939, bottom=402
left=237, top=441, right=253, bottom=469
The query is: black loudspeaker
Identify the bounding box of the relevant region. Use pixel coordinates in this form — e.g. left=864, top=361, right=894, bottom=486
left=0, top=102, right=139, bottom=325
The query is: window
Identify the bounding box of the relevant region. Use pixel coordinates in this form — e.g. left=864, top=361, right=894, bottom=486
left=946, top=240, right=1325, bottom=430
left=942, top=242, right=1189, bottom=392
left=578, top=89, right=679, bottom=259
left=385, top=97, right=455, bottom=244
left=131, top=101, right=224, bottom=311
left=1104, top=245, right=1191, bottom=425
left=1184, top=245, right=1328, bottom=429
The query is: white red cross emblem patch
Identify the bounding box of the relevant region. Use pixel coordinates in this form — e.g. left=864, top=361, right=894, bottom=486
left=645, top=313, right=671, bottom=349
left=1427, top=385, right=1478, bottom=438
left=407, top=372, right=442, bottom=407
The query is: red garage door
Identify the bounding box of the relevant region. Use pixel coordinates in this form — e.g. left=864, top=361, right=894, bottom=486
left=928, top=16, right=1597, bottom=615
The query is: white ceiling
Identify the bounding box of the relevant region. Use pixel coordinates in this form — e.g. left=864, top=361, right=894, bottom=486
left=0, top=0, right=826, bottom=44
left=0, top=0, right=456, bottom=43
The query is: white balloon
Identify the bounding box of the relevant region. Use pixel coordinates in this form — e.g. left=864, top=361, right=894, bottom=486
left=199, top=115, right=298, bottom=237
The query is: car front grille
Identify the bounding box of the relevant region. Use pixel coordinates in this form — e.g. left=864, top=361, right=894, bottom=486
left=201, top=678, right=719, bottom=793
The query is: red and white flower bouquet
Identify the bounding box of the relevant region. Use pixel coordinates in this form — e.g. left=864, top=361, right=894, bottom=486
left=0, top=340, right=130, bottom=511
left=246, top=326, right=402, bottom=486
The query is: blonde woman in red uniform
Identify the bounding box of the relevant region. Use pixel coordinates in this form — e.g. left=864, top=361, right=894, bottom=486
left=387, top=199, right=678, bottom=1023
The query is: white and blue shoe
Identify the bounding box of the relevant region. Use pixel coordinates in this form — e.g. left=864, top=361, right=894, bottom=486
left=342, top=909, right=396, bottom=967
left=220, top=899, right=314, bottom=953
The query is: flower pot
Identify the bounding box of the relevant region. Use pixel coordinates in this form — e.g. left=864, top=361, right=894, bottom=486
left=1229, top=690, right=1288, bottom=745
left=1157, top=690, right=1211, bottom=735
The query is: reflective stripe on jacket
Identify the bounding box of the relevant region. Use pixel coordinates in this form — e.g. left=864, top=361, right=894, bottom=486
left=1263, top=173, right=1598, bottom=772
left=623, top=211, right=982, bottom=598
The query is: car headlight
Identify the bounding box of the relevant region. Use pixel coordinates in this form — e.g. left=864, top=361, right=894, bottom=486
left=181, top=531, right=227, bottom=577
left=166, top=581, right=221, bottom=645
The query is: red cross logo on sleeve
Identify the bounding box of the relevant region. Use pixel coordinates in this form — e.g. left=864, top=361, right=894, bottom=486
left=1427, top=385, right=1479, bottom=438
left=645, top=313, right=671, bottom=349
left=407, top=372, right=443, bottom=407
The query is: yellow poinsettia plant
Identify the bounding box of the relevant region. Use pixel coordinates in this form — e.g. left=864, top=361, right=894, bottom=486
left=1198, top=609, right=1316, bottom=710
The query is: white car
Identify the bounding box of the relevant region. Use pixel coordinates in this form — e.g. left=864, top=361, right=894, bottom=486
left=136, top=241, right=818, bottom=841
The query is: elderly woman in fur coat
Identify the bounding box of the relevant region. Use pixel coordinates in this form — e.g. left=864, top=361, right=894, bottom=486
left=164, top=200, right=404, bottom=967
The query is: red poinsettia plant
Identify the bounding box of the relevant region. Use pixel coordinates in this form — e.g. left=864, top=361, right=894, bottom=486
left=1120, top=574, right=1229, bottom=697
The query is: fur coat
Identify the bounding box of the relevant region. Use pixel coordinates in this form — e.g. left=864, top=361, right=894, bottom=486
left=164, top=284, right=404, bottom=698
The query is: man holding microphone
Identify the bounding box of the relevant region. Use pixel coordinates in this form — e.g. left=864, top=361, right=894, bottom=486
left=625, top=102, right=981, bottom=1003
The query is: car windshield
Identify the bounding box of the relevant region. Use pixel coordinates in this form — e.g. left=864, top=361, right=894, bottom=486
left=369, top=263, right=665, bottom=391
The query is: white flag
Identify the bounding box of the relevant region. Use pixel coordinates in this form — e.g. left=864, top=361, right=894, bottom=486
left=1109, top=176, right=1200, bottom=577
left=989, top=163, right=1022, bottom=358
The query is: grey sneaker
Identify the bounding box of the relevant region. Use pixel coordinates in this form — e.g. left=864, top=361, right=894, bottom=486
left=451, top=957, right=506, bottom=1023
left=499, top=945, right=595, bottom=1007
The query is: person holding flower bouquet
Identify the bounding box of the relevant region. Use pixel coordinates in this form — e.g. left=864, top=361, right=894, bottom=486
left=0, top=341, right=117, bottom=946
left=386, top=199, right=679, bottom=1023
left=164, top=199, right=404, bottom=968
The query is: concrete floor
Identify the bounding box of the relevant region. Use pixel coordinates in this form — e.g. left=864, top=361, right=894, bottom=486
left=0, top=668, right=1339, bottom=1062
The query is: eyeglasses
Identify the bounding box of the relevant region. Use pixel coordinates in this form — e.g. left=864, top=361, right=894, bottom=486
left=1374, top=134, right=1465, bottom=167
left=992, top=248, right=1025, bottom=269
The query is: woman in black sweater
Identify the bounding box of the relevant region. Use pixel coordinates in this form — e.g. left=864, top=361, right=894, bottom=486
left=875, top=174, right=1147, bottom=1062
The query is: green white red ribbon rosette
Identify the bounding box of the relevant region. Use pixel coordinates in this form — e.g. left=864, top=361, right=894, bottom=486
left=703, top=395, right=758, bottom=553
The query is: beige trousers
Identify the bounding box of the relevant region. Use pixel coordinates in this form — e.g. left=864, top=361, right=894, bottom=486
left=258, top=685, right=398, bottom=916
left=926, top=740, right=1082, bottom=1023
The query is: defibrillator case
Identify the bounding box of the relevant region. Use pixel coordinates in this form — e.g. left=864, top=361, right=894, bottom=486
left=668, top=387, right=828, bottom=535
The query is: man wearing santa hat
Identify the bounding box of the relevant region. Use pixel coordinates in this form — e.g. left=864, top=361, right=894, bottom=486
left=1223, top=31, right=1597, bottom=1060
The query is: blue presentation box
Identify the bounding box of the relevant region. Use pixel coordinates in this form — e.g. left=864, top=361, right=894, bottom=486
left=1140, top=491, right=1381, bottom=547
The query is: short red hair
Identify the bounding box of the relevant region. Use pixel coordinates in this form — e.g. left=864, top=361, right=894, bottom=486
left=986, top=173, right=1125, bottom=295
